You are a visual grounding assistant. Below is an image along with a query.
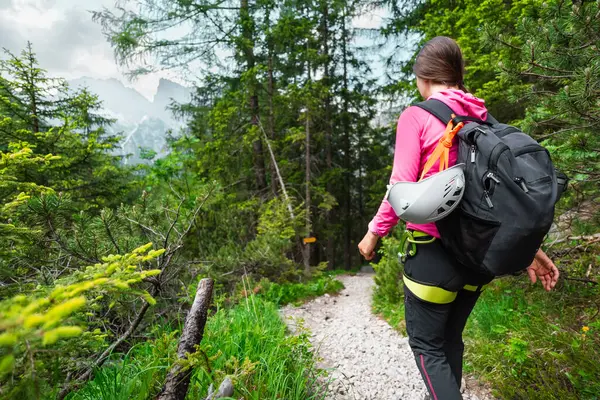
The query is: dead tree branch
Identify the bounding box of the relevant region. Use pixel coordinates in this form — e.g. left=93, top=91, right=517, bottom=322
left=157, top=278, right=215, bottom=400
left=57, top=290, right=156, bottom=400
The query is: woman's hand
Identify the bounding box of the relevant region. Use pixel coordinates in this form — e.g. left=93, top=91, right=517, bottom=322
left=358, top=231, right=379, bottom=261
left=527, top=249, right=559, bottom=291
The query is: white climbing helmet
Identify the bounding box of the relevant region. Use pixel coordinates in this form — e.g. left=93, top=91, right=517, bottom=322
left=385, top=164, right=466, bottom=224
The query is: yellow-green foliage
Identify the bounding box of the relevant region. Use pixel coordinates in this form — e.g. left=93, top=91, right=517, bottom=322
left=0, top=243, right=163, bottom=380
left=0, top=141, right=57, bottom=239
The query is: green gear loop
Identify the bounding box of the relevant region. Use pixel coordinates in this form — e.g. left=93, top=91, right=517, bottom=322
left=398, top=230, right=436, bottom=264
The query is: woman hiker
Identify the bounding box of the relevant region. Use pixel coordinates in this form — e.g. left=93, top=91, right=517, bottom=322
left=358, top=36, right=560, bottom=400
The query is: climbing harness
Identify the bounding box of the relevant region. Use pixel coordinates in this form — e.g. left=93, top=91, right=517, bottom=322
left=398, top=230, right=486, bottom=304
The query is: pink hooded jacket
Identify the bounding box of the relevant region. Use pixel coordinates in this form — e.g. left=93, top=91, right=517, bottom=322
left=368, top=89, right=488, bottom=239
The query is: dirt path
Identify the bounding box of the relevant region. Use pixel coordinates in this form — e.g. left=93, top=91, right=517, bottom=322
left=281, top=274, right=491, bottom=400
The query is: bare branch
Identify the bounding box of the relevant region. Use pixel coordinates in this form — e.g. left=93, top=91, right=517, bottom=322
left=124, top=217, right=166, bottom=240
left=57, top=292, right=156, bottom=399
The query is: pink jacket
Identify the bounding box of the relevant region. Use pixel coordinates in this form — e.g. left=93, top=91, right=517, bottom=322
left=368, top=89, right=488, bottom=239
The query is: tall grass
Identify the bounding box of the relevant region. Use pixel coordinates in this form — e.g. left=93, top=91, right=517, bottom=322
left=463, top=277, right=599, bottom=400
left=67, top=330, right=177, bottom=400
left=373, top=275, right=600, bottom=399
left=69, top=295, right=326, bottom=400
left=256, top=275, right=344, bottom=306
left=189, top=295, right=326, bottom=399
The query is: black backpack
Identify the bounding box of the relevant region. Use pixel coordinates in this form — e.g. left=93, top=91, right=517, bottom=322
left=415, top=99, right=568, bottom=276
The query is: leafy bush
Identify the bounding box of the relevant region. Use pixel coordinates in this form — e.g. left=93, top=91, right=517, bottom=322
left=0, top=243, right=164, bottom=399
left=256, top=275, right=344, bottom=306
left=372, top=229, right=404, bottom=305
left=371, top=229, right=406, bottom=333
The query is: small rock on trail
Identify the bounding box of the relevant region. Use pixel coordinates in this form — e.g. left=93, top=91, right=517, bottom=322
left=281, top=274, right=492, bottom=400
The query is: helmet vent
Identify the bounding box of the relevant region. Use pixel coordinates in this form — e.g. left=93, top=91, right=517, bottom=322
left=453, top=188, right=462, bottom=196
left=446, top=200, right=456, bottom=207
left=437, top=207, right=445, bottom=214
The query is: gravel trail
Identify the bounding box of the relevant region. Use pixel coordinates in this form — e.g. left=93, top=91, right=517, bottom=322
left=281, top=274, right=492, bottom=400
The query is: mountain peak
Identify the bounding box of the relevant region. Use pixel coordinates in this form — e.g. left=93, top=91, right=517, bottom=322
left=154, top=79, right=190, bottom=103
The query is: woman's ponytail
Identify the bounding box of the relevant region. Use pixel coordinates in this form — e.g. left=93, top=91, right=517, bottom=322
left=413, top=36, right=467, bottom=92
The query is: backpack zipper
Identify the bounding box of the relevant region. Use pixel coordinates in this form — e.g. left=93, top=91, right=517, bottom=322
left=514, top=177, right=529, bottom=193
left=486, top=172, right=501, bottom=183
left=483, top=191, right=494, bottom=208
left=512, top=144, right=548, bottom=157
left=488, top=142, right=510, bottom=171
left=482, top=172, right=500, bottom=208
left=470, top=145, right=476, bottom=163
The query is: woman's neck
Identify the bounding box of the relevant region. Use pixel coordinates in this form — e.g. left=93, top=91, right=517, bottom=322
left=427, top=83, right=459, bottom=98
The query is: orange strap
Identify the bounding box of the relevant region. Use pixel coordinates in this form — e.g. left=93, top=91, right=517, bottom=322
left=419, top=116, right=464, bottom=180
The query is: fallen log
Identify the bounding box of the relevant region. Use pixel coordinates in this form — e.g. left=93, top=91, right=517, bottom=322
left=157, top=278, right=214, bottom=400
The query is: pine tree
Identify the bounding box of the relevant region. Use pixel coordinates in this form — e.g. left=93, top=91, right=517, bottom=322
left=493, top=0, right=600, bottom=207
left=0, top=44, right=132, bottom=207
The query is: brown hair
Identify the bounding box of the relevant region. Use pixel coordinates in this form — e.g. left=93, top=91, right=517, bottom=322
left=413, top=36, right=467, bottom=92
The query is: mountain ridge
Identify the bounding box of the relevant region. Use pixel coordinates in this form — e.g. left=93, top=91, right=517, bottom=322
left=68, top=77, right=192, bottom=164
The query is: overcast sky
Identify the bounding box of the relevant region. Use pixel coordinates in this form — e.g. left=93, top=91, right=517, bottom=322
left=0, top=0, right=387, bottom=101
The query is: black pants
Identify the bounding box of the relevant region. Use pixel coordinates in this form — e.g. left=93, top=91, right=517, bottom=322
left=403, top=239, right=493, bottom=400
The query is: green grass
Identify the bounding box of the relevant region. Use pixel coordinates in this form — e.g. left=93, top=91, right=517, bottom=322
left=256, top=275, right=344, bottom=306
left=189, top=296, right=326, bottom=399
left=70, top=296, right=327, bottom=400
left=67, top=329, right=177, bottom=400
left=463, top=277, right=600, bottom=400
left=373, top=275, right=600, bottom=400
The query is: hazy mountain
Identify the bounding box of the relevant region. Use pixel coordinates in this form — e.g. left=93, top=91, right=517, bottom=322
left=69, top=77, right=192, bottom=164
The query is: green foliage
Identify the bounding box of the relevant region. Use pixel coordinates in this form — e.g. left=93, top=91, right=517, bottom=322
left=371, top=229, right=406, bottom=334
left=68, top=330, right=177, bottom=400
left=490, top=0, right=600, bottom=215
left=190, top=296, right=324, bottom=400
left=0, top=142, right=56, bottom=254
left=256, top=275, right=344, bottom=306
left=0, top=243, right=163, bottom=398
left=71, top=297, right=326, bottom=400
left=464, top=274, right=600, bottom=400
left=0, top=44, right=133, bottom=210
left=372, top=229, right=404, bottom=305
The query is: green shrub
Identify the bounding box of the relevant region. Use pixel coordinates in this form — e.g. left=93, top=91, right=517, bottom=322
left=0, top=243, right=163, bottom=399
left=257, top=275, right=344, bottom=306
left=371, top=229, right=406, bottom=333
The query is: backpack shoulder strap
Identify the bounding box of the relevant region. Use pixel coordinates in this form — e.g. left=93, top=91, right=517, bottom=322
left=414, top=98, right=498, bottom=125
left=414, top=99, right=454, bottom=124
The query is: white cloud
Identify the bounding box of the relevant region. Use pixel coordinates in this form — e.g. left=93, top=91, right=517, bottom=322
left=0, top=0, right=168, bottom=100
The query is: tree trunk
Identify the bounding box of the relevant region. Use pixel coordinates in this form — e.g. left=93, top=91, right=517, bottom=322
left=321, top=0, right=335, bottom=268
left=341, top=8, right=352, bottom=270
left=303, top=49, right=312, bottom=274
left=267, top=46, right=278, bottom=196
left=157, top=279, right=214, bottom=400
left=241, top=0, right=267, bottom=193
